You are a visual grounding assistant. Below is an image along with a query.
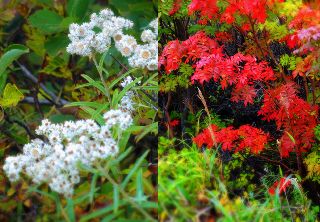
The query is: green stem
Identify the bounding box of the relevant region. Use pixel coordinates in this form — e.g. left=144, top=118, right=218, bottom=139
left=92, top=56, right=111, bottom=103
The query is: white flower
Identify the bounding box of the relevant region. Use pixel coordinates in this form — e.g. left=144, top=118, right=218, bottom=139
left=149, top=18, right=158, bottom=32
left=66, top=9, right=158, bottom=71
left=141, top=29, right=156, bottom=43
left=103, top=109, right=133, bottom=130
left=67, top=9, right=133, bottom=57
left=3, top=108, right=133, bottom=197
left=3, top=156, right=23, bottom=182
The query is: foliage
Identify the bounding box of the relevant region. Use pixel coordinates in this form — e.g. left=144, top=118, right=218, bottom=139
left=0, top=0, right=157, bottom=221
left=159, top=0, right=320, bottom=220
left=193, top=124, right=269, bottom=154
left=158, top=143, right=318, bottom=221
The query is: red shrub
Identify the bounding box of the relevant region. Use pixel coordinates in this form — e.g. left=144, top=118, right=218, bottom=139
left=193, top=124, right=269, bottom=154
left=258, top=83, right=318, bottom=157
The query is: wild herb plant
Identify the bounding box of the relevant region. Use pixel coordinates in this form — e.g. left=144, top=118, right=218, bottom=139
left=0, top=1, right=157, bottom=221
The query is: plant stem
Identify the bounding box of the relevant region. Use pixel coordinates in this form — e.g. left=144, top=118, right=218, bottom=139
left=92, top=56, right=111, bottom=103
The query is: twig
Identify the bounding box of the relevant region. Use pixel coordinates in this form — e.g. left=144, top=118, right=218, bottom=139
left=92, top=56, right=111, bottom=103
left=15, top=62, right=69, bottom=107
left=258, top=155, right=293, bottom=172
left=21, top=97, right=57, bottom=105
left=33, top=88, right=44, bottom=118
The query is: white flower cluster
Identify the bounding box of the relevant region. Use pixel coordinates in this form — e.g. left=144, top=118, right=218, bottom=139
left=3, top=109, right=133, bottom=197
left=116, top=19, right=158, bottom=71
left=66, top=9, right=158, bottom=71
left=66, top=9, right=133, bottom=56
left=119, top=76, right=136, bottom=112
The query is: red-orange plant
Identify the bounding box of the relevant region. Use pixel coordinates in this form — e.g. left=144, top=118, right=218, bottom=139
left=193, top=124, right=269, bottom=154
left=160, top=0, right=320, bottom=177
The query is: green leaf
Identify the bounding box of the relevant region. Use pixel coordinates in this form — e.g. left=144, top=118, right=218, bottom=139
left=49, top=114, right=76, bottom=123
left=111, top=77, right=142, bottom=108
left=80, top=106, right=105, bottom=125
left=40, top=56, right=72, bottom=78
left=29, top=9, right=63, bottom=34
left=0, top=44, right=29, bottom=92
left=45, top=35, right=69, bottom=56
left=89, top=173, right=99, bottom=204
left=79, top=201, right=125, bottom=222
left=67, top=0, right=90, bottom=20
left=60, top=17, right=75, bottom=30
left=0, top=83, right=24, bottom=107
left=65, top=101, right=103, bottom=109
left=65, top=199, right=76, bottom=222
left=135, top=168, right=147, bottom=203
left=285, top=131, right=296, bottom=144
left=121, top=150, right=149, bottom=189
left=78, top=74, right=108, bottom=95
left=113, top=185, right=119, bottom=213
left=136, top=122, right=158, bottom=142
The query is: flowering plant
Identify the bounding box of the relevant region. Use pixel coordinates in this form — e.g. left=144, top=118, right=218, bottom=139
left=0, top=2, right=157, bottom=221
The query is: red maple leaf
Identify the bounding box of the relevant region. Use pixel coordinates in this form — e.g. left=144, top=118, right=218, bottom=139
left=231, top=85, right=257, bottom=106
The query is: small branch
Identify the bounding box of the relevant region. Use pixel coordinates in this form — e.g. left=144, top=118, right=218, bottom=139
left=21, top=97, right=58, bottom=105
left=92, top=56, right=111, bottom=103
left=258, top=155, right=293, bottom=173
left=33, top=88, right=44, bottom=118
left=165, top=92, right=173, bottom=138
left=15, top=62, right=68, bottom=107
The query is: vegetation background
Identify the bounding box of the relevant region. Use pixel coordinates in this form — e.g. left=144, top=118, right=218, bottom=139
left=158, top=0, right=320, bottom=221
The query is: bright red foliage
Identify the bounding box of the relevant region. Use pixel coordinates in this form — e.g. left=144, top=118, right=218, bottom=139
left=160, top=32, right=275, bottom=106
left=258, top=83, right=318, bottom=157
left=159, top=32, right=220, bottom=74
left=193, top=124, right=219, bottom=148
left=284, top=5, right=320, bottom=49
left=168, top=0, right=183, bottom=16
left=193, top=124, right=269, bottom=154
left=214, top=31, right=233, bottom=42
left=162, top=1, right=320, bottom=163
left=159, top=40, right=183, bottom=73
left=283, top=33, right=301, bottom=49
left=289, top=6, right=320, bottom=30
left=192, top=52, right=275, bottom=105
left=268, top=177, right=292, bottom=195
left=220, top=0, right=282, bottom=24
left=188, top=0, right=218, bottom=24
left=187, top=0, right=283, bottom=25
left=231, top=85, right=257, bottom=106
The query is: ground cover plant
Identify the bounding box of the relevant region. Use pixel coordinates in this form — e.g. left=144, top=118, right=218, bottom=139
left=159, top=0, right=320, bottom=221
left=0, top=0, right=158, bottom=221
